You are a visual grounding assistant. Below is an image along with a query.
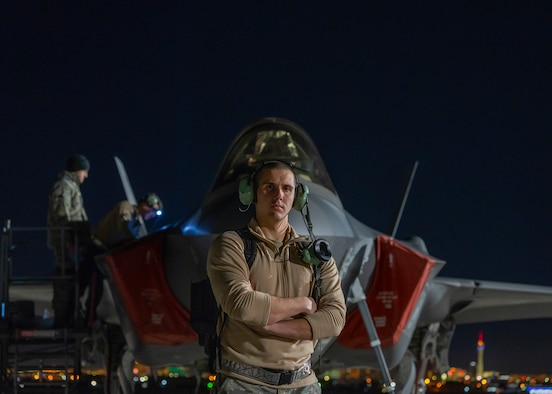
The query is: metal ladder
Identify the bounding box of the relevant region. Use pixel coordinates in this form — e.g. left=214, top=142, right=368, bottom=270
left=1, top=220, right=87, bottom=393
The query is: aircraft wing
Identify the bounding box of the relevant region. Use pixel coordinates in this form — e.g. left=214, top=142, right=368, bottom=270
left=420, top=277, right=552, bottom=325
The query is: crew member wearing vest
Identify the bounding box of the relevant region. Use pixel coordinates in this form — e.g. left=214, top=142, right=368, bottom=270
left=47, top=154, right=91, bottom=327
left=207, top=161, right=346, bottom=393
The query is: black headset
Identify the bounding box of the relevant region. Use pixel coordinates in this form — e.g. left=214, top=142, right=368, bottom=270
left=238, top=161, right=309, bottom=211
left=238, top=160, right=331, bottom=267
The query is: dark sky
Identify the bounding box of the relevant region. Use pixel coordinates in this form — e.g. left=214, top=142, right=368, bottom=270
left=2, top=2, right=551, bottom=374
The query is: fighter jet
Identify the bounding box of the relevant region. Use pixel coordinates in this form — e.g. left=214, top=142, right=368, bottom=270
left=96, top=117, right=552, bottom=394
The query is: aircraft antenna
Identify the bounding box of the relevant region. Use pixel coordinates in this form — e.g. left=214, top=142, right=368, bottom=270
left=390, top=160, right=418, bottom=239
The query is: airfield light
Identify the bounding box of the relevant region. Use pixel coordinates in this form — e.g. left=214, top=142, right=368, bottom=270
left=207, top=381, right=214, bottom=390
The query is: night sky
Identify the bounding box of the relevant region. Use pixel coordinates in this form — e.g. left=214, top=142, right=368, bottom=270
left=1, top=2, right=551, bottom=374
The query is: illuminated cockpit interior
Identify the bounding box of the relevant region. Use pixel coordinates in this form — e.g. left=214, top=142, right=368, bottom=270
left=210, top=118, right=336, bottom=194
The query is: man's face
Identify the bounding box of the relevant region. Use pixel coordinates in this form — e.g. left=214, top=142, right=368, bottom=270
left=75, top=169, right=89, bottom=185
left=255, top=167, right=296, bottom=223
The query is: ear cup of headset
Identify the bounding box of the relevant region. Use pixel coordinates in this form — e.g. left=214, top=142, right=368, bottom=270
left=293, top=183, right=309, bottom=211
left=238, top=178, right=255, bottom=205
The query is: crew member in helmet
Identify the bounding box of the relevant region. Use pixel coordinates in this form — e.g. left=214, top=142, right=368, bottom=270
left=47, top=153, right=92, bottom=327
left=93, top=193, right=163, bottom=250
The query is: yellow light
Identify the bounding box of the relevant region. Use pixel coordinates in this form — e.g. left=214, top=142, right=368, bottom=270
left=47, top=375, right=54, bottom=381
left=323, top=375, right=330, bottom=382
left=424, top=378, right=430, bottom=385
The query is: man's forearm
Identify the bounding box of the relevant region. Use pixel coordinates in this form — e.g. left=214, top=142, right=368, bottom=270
left=263, top=317, right=313, bottom=340
left=268, top=295, right=316, bottom=325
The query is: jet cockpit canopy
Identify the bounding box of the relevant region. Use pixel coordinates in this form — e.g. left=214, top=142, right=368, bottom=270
left=210, top=117, right=336, bottom=194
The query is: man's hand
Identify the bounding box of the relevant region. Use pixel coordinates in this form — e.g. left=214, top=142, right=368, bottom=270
left=303, top=296, right=317, bottom=315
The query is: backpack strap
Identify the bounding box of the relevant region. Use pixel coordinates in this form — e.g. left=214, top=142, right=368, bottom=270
left=312, top=264, right=322, bottom=304
left=235, top=226, right=257, bottom=269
